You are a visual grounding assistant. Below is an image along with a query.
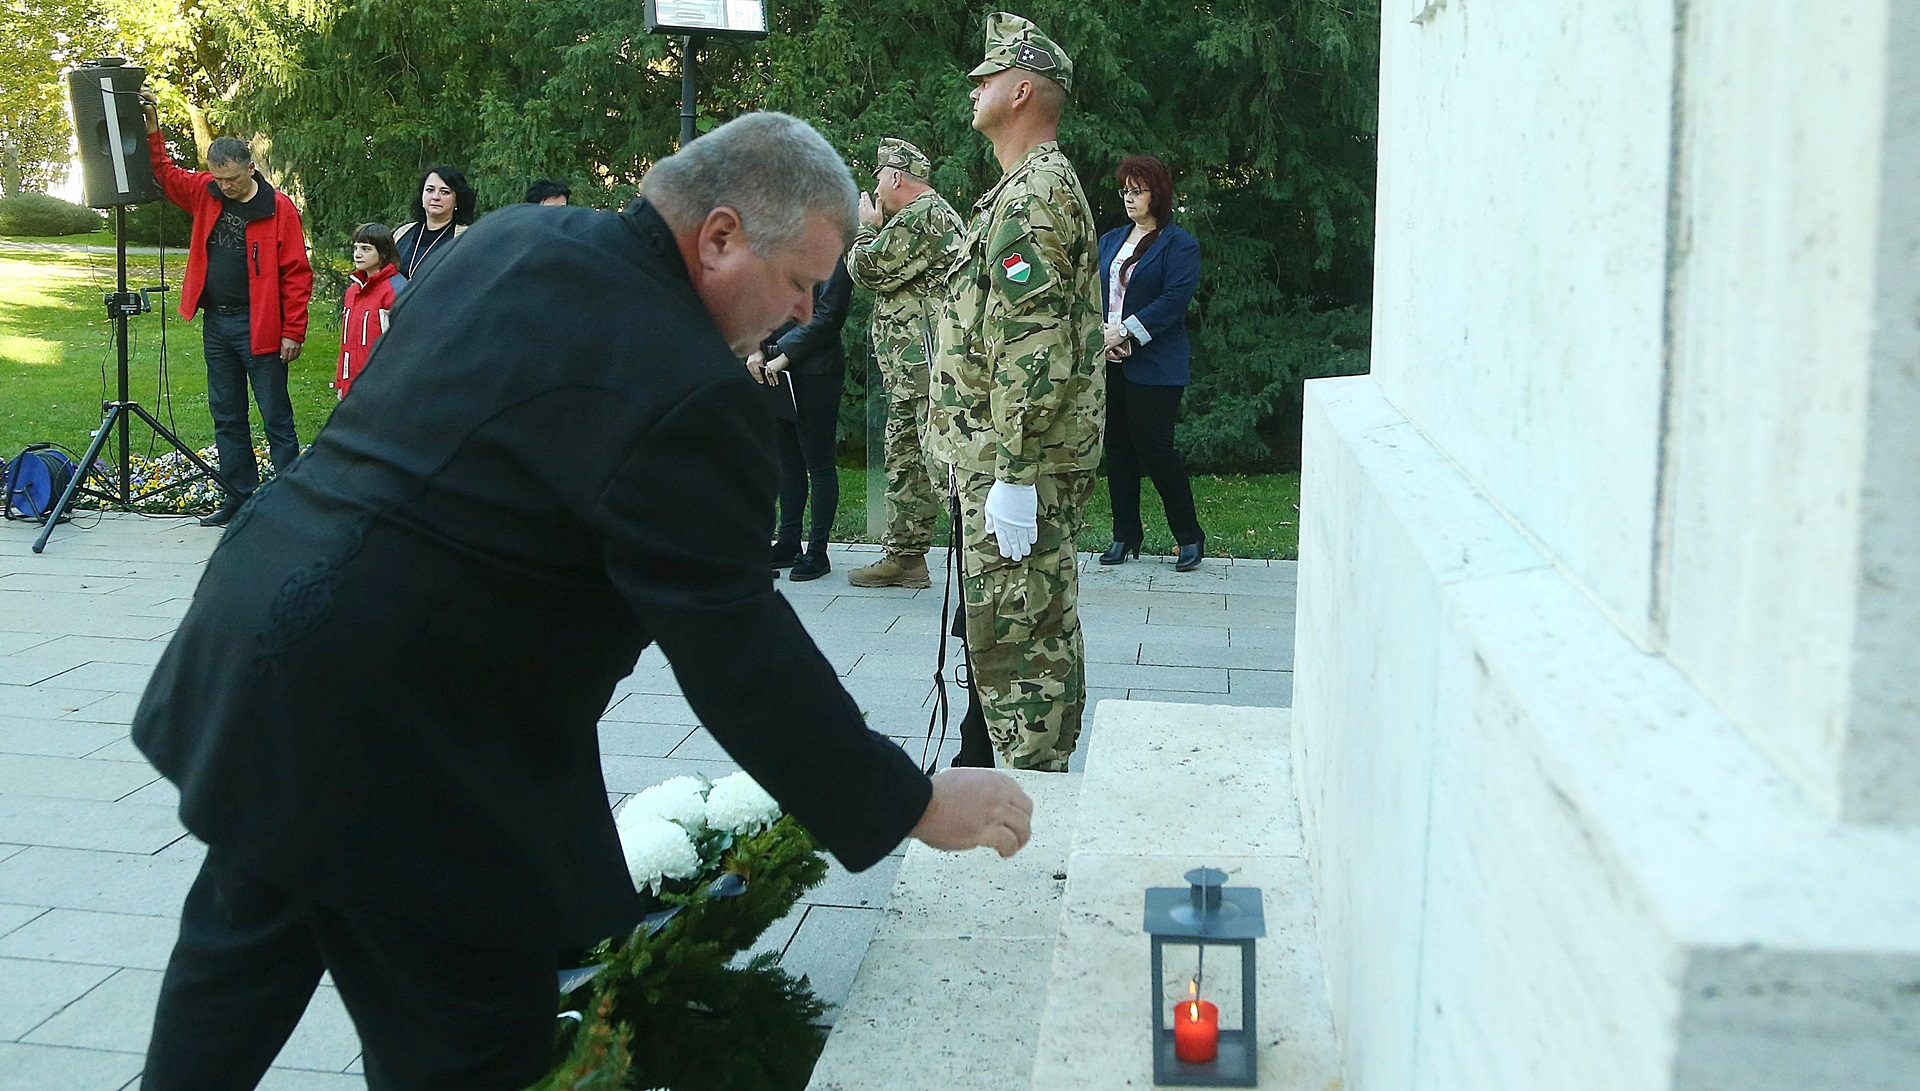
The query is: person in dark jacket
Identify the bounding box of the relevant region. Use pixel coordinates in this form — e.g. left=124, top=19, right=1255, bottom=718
left=1096, top=155, right=1205, bottom=571
left=393, top=165, right=475, bottom=283
left=140, top=96, right=312, bottom=528
left=748, top=254, right=854, bottom=581
left=131, top=112, right=1033, bottom=1091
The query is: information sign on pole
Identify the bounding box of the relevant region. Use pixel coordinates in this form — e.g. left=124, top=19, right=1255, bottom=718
left=644, top=0, right=770, bottom=40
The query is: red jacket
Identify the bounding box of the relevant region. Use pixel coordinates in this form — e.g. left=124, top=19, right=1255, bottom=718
left=147, top=131, right=313, bottom=356
left=335, top=264, right=405, bottom=396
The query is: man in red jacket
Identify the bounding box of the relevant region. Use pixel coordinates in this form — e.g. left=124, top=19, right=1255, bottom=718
left=141, top=94, right=313, bottom=527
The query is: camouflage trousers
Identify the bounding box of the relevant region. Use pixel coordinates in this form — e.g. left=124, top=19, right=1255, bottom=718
left=954, top=467, right=1095, bottom=771
left=879, top=365, right=941, bottom=557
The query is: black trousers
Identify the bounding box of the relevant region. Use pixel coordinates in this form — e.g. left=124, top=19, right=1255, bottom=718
left=203, top=310, right=300, bottom=497
left=143, top=850, right=556, bottom=1091
left=1104, top=369, right=1202, bottom=547
left=775, top=368, right=844, bottom=550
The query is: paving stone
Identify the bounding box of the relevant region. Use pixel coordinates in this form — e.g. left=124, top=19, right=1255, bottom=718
left=842, top=651, right=944, bottom=682
left=82, top=737, right=145, bottom=762
left=151, top=835, right=207, bottom=866
left=0, top=908, right=180, bottom=971
left=808, top=856, right=902, bottom=911
left=0, top=903, right=47, bottom=937
left=666, top=729, right=731, bottom=762
left=0, top=717, right=126, bottom=759
left=0, top=956, right=118, bottom=1039
left=0, top=611, right=176, bottom=639
left=0, top=574, right=141, bottom=596
left=0, top=797, right=181, bottom=854
left=0, top=847, right=200, bottom=917
left=1076, top=588, right=1226, bottom=609
left=594, top=721, right=695, bottom=758
left=20, top=966, right=160, bottom=1052
left=0, top=684, right=115, bottom=719
left=0, top=652, right=89, bottom=687
left=0, top=754, right=160, bottom=802
left=60, top=692, right=143, bottom=725
left=32, top=662, right=156, bottom=694
left=3, top=513, right=1307, bottom=1076
left=0, top=633, right=53, bottom=657
left=1076, top=604, right=1149, bottom=629
left=1227, top=667, right=1294, bottom=703
left=597, top=754, right=739, bottom=794
left=600, top=692, right=699, bottom=725
left=115, top=778, right=177, bottom=809
left=256, top=1069, right=369, bottom=1090
left=1083, top=662, right=1230, bottom=694
left=0, top=1040, right=144, bottom=1091
left=269, top=985, right=363, bottom=1073
left=778, top=905, right=882, bottom=1021
left=1122, top=688, right=1225, bottom=705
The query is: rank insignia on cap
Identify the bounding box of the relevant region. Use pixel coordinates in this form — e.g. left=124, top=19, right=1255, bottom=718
left=1001, top=253, right=1032, bottom=283
left=1015, top=42, right=1057, bottom=72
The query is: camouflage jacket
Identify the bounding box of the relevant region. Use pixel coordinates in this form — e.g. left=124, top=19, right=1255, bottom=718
left=929, top=141, right=1104, bottom=484
left=847, top=189, right=963, bottom=378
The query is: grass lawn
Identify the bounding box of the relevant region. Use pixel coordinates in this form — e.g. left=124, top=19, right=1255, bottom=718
left=3, top=242, right=1299, bottom=558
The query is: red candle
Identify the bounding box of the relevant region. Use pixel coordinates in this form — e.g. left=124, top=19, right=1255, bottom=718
left=1172, top=999, right=1219, bottom=1063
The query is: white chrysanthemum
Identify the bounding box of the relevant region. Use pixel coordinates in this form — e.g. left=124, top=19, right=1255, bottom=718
left=703, top=772, right=781, bottom=836
left=617, top=813, right=702, bottom=892
left=623, top=775, right=709, bottom=828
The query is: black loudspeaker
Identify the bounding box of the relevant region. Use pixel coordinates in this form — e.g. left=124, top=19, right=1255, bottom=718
left=66, top=58, right=162, bottom=209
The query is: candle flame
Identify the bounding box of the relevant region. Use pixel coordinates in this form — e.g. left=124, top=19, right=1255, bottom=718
left=1188, top=1001, right=1200, bottom=1023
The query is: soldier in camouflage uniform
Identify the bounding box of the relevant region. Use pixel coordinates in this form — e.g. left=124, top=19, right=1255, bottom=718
left=928, top=12, right=1104, bottom=772
left=846, top=139, right=965, bottom=589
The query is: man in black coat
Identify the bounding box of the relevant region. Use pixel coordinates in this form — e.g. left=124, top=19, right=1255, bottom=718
left=132, top=112, right=1034, bottom=1091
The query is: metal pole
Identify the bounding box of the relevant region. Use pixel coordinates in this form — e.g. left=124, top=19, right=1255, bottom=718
left=679, top=35, right=699, bottom=147
left=115, top=204, right=130, bottom=503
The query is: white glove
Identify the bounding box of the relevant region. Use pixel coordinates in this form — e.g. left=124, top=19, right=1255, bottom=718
left=984, top=481, right=1039, bottom=561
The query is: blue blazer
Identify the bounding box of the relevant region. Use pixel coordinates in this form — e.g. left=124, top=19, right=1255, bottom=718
left=1097, top=220, right=1200, bottom=386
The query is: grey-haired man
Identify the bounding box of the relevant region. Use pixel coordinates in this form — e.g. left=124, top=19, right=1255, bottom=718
left=133, top=112, right=1033, bottom=1091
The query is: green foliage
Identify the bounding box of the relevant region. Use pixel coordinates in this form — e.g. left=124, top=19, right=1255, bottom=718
left=536, top=815, right=832, bottom=1091
left=1180, top=303, right=1373, bottom=472
left=0, top=192, right=104, bottom=236
left=19, top=0, right=1380, bottom=469
left=111, top=198, right=191, bottom=246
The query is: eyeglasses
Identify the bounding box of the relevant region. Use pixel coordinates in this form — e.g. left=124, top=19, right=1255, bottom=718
left=1120, top=187, right=1149, bottom=198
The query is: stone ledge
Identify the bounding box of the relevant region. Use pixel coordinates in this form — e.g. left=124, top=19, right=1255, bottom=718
left=805, top=770, right=1078, bottom=1090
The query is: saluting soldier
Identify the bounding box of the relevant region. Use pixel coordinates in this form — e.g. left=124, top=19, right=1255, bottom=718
left=929, top=12, right=1104, bottom=772
left=845, top=138, right=965, bottom=589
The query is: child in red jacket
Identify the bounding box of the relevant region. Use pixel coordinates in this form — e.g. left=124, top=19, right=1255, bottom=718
left=335, top=223, right=407, bottom=399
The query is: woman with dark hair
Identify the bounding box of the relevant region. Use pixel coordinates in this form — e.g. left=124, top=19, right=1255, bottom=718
left=393, top=165, right=475, bottom=282
left=334, top=223, right=406, bottom=399
left=748, top=255, right=854, bottom=582
left=1097, top=155, right=1205, bottom=571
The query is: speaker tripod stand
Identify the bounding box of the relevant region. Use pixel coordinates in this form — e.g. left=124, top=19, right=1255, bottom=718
left=32, top=205, right=232, bottom=554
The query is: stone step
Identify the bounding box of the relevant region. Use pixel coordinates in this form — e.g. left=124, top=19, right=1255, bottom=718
left=1028, top=701, right=1343, bottom=1090
left=805, top=768, right=1080, bottom=1090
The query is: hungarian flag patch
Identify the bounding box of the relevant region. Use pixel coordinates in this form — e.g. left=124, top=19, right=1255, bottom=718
left=989, top=238, right=1050, bottom=302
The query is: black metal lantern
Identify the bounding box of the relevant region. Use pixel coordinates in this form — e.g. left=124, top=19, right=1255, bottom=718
left=1144, top=867, right=1265, bottom=1086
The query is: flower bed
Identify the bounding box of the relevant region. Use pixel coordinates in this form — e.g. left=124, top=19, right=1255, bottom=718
left=535, top=773, right=832, bottom=1091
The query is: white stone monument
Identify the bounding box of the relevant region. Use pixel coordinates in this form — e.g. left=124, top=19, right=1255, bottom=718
left=1294, top=1, right=1919, bottom=1088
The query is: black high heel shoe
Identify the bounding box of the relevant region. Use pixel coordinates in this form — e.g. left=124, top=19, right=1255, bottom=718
left=1174, top=541, right=1204, bottom=572
left=1099, top=541, right=1141, bottom=565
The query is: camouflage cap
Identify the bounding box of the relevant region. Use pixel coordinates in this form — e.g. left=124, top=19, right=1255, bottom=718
left=967, top=11, right=1073, bottom=94
left=876, top=137, right=932, bottom=179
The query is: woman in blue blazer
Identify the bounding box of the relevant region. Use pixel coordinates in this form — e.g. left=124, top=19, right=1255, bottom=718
left=1097, top=156, right=1205, bottom=570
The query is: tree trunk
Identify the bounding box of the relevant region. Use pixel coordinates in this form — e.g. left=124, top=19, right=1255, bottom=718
left=1, top=138, right=22, bottom=197
left=184, top=101, right=213, bottom=164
